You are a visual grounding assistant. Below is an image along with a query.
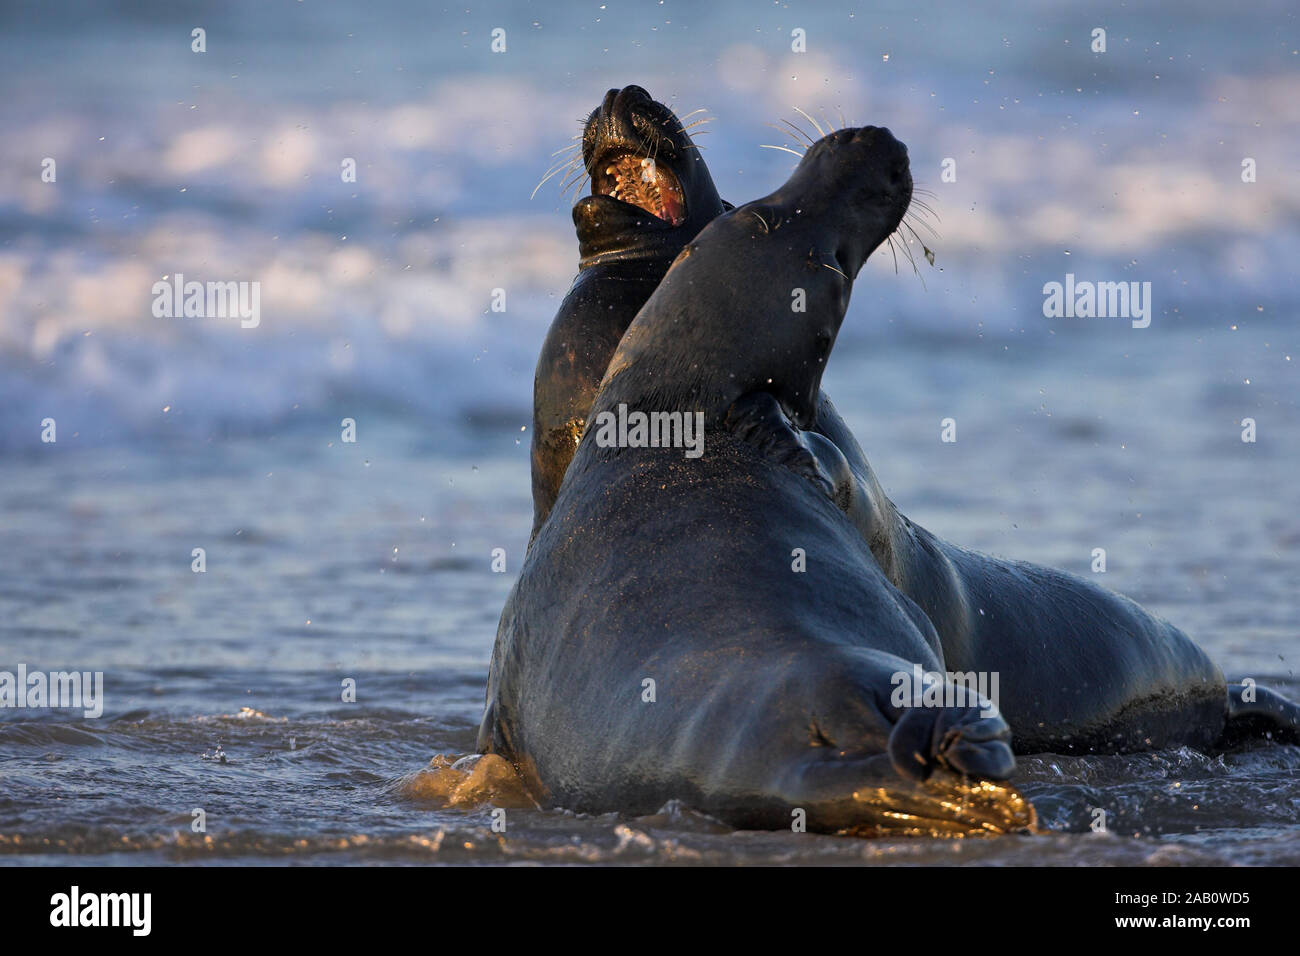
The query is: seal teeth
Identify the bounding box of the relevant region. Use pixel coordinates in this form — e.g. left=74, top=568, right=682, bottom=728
left=595, top=151, right=684, bottom=225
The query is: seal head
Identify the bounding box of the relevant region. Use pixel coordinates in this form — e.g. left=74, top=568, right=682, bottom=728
left=595, top=125, right=912, bottom=434
left=572, top=85, right=727, bottom=269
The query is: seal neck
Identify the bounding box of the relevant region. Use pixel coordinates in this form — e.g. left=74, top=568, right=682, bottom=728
left=577, top=224, right=692, bottom=272
left=573, top=192, right=730, bottom=272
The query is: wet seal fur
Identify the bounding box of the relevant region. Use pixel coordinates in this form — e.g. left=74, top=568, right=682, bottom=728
left=481, top=126, right=1037, bottom=835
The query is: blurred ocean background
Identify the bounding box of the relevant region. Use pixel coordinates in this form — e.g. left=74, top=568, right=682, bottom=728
left=0, top=0, right=1297, bottom=864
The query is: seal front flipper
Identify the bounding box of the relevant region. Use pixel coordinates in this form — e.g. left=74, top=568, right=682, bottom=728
left=886, top=691, right=1016, bottom=781
left=1221, top=683, right=1300, bottom=745
left=764, top=662, right=1028, bottom=835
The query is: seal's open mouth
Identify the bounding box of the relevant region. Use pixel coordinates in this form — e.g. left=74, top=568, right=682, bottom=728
left=592, top=150, right=686, bottom=226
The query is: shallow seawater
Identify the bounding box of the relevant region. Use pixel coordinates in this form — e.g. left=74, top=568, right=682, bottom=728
left=3, top=329, right=1298, bottom=866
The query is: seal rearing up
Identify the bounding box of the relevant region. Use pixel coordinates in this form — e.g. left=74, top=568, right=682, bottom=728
left=530, top=86, right=728, bottom=538
left=480, top=126, right=1037, bottom=835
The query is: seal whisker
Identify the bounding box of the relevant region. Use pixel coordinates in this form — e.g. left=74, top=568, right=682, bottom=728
left=565, top=173, right=591, bottom=203
left=906, top=213, right=941, bottom=243
left=907, top=194, right=940, bottom=218
left=904, top=196, right=942, bottom=227
left=792, top=106, right=826, bottom=138
left=759, top=144, right=806, bottom=158
left=559, top=167, right=588, bottom=195
left=822, top=260, right=849, bottom=280
left=905, top=220, right=941, bottom=252
left=894, top=231, right=922, bottom=279
left=776, top=119, right=815, bottom=147
left=901, top=220, right=937, bottom=269
left=908, top=204, right=940, bottom=225
left=892, top=229, right=927, bottom=284
left=897, top=230, right=920, bottom=269
left=532, top=157, right=585, bottom=200
left=544, top=155, right=584, bottom=179
left=680, top=117, right=715, bottom=131
left=906, top=218, right=937, bottom=247
left=534, top=160, right=576, bottom=191
left=762, top=131, right=808, bottom=155
left=542, top=150, right=582, bottom=171
left=902, top=206, right=941, bottom=239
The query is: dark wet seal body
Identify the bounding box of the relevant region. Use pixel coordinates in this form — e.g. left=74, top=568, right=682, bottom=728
left=530, top=86, right=727, bottom=540
left=782, top=369, right=1300, bottom=755
left=482, top=126, right=1038, bottom=836
left=526, top=91, right=1300, bottom=759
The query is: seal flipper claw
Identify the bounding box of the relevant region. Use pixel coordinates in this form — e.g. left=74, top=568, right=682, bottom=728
left=1222, top=683, right=1300, bottom=745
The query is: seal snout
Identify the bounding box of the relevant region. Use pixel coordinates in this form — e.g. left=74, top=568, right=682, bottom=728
left=847, top=126, right=911, bottom=188
left=611, top=83, right=653, bottom=113
left=797, top=125, right=911, bottom=203
left=861, top=126, right=912, bottom=188
left=766, top=125, right=913, bottom=278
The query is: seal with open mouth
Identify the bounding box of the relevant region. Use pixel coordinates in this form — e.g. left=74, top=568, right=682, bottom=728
left=480, top=126, right=1036, bottom=836
left=529, top=86, right=728, bottom=539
